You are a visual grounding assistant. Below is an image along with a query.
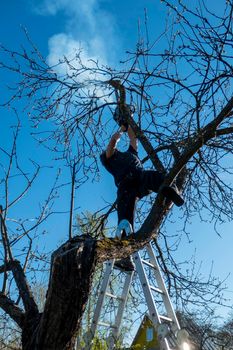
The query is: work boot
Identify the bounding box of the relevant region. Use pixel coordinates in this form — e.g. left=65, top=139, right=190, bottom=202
left=114, top=257, right=135, bottom=272
left=161, top=186, right=184, bottom=207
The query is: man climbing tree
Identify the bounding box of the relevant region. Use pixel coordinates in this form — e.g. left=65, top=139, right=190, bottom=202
left=100, top=104, right=184, bottom=270
left=100, top=105, right=184, bottom=228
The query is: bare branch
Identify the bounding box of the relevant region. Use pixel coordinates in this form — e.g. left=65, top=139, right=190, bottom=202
left=0, top=292, right=25, bottom=328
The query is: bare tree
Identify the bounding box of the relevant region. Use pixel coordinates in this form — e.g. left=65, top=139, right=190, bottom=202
left=212, top=313, right=233, bottom=349
left=0, top=0, right=233, bottom=349
left=177, top=310, right=233, bottom=350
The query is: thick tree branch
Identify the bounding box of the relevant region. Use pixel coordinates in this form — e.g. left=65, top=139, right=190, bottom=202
left=165, top=96, right=233, bottom=184
left=215, top=126, right=233, bottom=137
left=0, top=261, right=17, bottom=274
left=128, top=115, right=166, bottom=173
left=11, top=260, right=39, bottom=316
left=0, top=292, right=25, bottom=328
left=136, top=96, right=233, bottom=239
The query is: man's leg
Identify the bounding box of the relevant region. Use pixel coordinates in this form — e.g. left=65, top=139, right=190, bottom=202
left=140, top=170, right=184, bottom=206
left=117, top=186, right=137, bottom=229
left=115, top=185, right=137, bottom=272
left=139, top=170, right=165, bottom=193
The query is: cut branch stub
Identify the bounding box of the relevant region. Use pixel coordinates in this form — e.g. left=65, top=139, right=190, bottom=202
left=23, top=237, right=97, bottom=350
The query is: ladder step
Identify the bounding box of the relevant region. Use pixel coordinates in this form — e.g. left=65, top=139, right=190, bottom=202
left=98, top=321, right=117, bottom=329
left=149, top=285, right=164, bottom=294
left=141, top=259, right=156, bottom=269
left=105, top=292, right=123, bottom=300
left=159, top=315, right=173, bottom=322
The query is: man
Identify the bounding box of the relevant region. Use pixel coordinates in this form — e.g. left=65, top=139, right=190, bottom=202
left=100, top=108, right=184, bottom=270
left=100, top=124, right=184, bottom=228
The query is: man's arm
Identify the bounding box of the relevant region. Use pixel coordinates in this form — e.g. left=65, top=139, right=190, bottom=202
left=106, top=130, right=123, bottom=159
left=127, top=125, right=138, bottom=152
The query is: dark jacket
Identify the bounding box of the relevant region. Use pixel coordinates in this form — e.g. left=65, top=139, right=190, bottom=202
left=100, top=145, right=143, bottom=187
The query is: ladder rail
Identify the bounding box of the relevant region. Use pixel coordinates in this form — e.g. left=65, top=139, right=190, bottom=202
left=133, top=250, right=171, bottom=350
left=87, top=260, right=134, bottom=350
left=108, top=271, right=134, bottom=350
left=90, top=260, right=115, bottom=338
left=146, top=243, right=181, bottom=334
left=111, top=271, right=134, bottom=338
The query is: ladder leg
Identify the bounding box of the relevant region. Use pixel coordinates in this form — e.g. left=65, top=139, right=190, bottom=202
left=133, top=251, right=171, bottom=350
left=146, top=243, right=180, bottom=335
left=84, top=260, right=115, bottom=349
left=108, top=270, right=134, bottom=349
left=91, top=260, right=115, bottom=333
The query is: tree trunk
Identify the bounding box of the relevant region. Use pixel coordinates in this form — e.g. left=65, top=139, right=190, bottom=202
left=22, top=236, right=97, bottom=350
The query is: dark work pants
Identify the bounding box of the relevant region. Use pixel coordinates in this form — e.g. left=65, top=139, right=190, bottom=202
left=117, top=170, right=165, bottom=229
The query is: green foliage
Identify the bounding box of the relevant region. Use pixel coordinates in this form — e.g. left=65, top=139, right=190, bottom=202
left=75, top=211, right=107, bottom=238
left=77, top=335, right=108, bottom=350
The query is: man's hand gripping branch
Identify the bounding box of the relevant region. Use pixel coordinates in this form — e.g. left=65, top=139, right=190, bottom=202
left=106, top=124, right=138, bottom=159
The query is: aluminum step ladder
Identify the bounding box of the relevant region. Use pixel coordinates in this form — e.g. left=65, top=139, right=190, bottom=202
left=83, top=220, right=188, bottom=350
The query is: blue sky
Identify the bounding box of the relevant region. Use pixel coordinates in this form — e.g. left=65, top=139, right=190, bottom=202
left=1, top=0, right=233, bottom=326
